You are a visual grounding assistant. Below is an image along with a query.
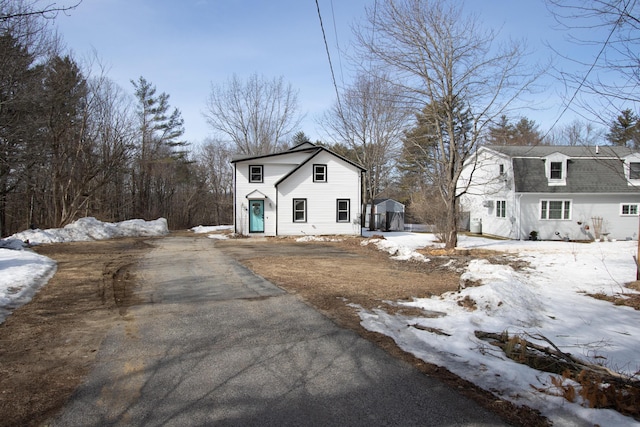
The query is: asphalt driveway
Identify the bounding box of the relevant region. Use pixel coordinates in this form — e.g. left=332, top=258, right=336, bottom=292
left=51, top=236, right=507, bottom=426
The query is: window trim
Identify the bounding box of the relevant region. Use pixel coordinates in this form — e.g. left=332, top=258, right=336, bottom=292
left=249, top=165, right=263, bottom=183
left=496, top=200, right=506, bottom=218
left=540, top=199, right=572, bottom=220
left=621, top=203, right=639, bottom=216
left=293, top=198, right=307, bottom=222
left=550, top=161, right=563, bottom=180
left=313, top=164, right=327, bottom=183
left=336, top=199, right=350, bottom=223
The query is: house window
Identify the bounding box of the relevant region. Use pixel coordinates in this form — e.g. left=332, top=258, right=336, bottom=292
left=621, top=203, right=639, bottom=216
left=550, top=162, right=563, bottom=179
left=499, top=164, right=504, bottom=175
left=337, top=199, right=350, bottom=222
left=630, top=163, right=640, bottom=180
left=313, top=164, right=327, bottom=182
left=496, top=200, right=506, bottom=218
left=249, top=165, right=263, bottom=183
left=540, top=200, right=571, bottom=220
left=293, top=199, right=307, bottom=222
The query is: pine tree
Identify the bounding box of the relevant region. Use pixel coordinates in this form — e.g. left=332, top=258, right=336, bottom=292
left=606, top=109, right=640, bottom=148
left=131, top=76, right=187, bottom=218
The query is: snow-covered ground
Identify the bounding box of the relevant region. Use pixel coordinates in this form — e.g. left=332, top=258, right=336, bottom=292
left=360, top=230, right=640, bottom=426
left=1, top=221, right=639, bottom=425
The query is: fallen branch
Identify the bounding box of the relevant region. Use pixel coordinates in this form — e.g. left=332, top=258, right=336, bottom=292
left=474, top=330, right=639, bottom=387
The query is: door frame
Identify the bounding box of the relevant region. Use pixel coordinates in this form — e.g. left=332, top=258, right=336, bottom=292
left=248, top=199, right=265, bottom=233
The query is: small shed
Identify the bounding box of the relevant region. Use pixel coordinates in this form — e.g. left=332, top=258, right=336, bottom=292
left=364, top=198, right=405, bottom=231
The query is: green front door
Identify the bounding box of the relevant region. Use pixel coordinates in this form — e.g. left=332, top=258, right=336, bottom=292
left=249, top=200, right=264, bottom=233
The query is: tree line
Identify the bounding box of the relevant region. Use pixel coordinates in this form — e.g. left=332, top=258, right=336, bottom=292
left=0, top=0, right=234, bottom=236
left=1, top=0, right=638, bottom=247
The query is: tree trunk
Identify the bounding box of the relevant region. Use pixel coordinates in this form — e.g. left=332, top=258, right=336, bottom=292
left=444, top=194, right=458, bottom=249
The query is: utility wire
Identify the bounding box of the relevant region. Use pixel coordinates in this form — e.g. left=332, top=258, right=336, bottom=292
left=543, top=1, right=629, bottom=139
left=315, top=0, right=343, bottom=114
left=329, top=0, right=344, bottom=85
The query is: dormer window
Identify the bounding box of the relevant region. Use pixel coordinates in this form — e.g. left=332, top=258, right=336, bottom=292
left=550, top=162, right=563, bottom=179
left=544, top=153, right=568, bottom=186
left=623, top=155, right=640, bottom=185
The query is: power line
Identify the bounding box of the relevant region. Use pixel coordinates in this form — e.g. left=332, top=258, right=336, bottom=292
left=315, top=0, right=342, bottom=113
left=329, top=0, right=344, bottom=86
left=544, top=1, right=630, bottom=139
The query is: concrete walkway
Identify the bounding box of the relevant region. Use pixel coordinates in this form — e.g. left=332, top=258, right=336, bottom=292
left=52, top=236, right=506, bottom=426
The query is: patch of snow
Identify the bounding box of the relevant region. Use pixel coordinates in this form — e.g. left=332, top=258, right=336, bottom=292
left=191, top=225, right=233, bottom=234
left=357, top=229, right=640, bottom=426
left=296, top=236, right=343, bottom=242
left=207, top=234, right=229, bottom=240
left=361, top=237, right=430, bottom=262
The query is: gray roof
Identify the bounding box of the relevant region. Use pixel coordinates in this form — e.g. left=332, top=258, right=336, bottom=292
left=512, top=157, right=637, bottom=193
left=489, top=145, right=637, bottom=158
left=484, top=145, right=640, bottom=194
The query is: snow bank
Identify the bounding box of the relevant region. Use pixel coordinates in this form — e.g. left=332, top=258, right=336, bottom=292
left=0, top=249, right=56, bottom=323
left=9, top=217, right=169, bottom=245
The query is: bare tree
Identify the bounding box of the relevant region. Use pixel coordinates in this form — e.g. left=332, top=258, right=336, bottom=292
left=356, top=0, right=540, bottom=248
left=546, top=0, right=640, bottom=119
left=205, top=73, right=302, bottom=155
left=550, top=118, right=604, bottom=145
left=321, top=72, right=408, bottom=230
left=0, top=0, right=80, bottom=22
left=195, top=139, right=234, bottom=225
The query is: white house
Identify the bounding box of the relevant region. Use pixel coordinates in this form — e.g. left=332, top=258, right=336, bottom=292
left=458, top=145, right=640, bottom=241
left=231, top=142, right=366, bottom=236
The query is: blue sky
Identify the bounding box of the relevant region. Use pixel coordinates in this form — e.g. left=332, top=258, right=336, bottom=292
left=54, top=0, right=607, bottom=145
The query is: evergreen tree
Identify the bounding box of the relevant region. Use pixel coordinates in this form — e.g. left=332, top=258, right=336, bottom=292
left=40, top=55, right=89, bottom=227
left=487, top=116, right=544, bottom=145
left=131, top=76, right=187, bottom=219
left=606, top=109, right=640, bottom=148
left=291, top=131, right=311, bottom=146
left=0, top=32, right=42, bottom=235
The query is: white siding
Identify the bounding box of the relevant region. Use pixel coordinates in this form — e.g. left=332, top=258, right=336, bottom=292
left=234, top=150, right=362, bottom=236
left=459, top=148, right=516, bottom=238
left=277, top=151, right=361, bottom=236
left=519, top=194, right=640, bottom=241
left=458, top=148, right=640, bottom=241
left=234, top=151, right=313, bottom=236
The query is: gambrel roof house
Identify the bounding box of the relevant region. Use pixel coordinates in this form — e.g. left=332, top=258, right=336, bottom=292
left=231, top=142, right=366, bottom=236
left=458, top=145, right=640, bottom=241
